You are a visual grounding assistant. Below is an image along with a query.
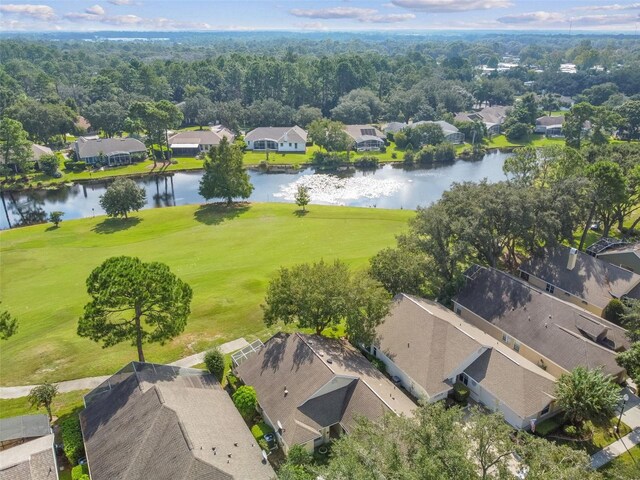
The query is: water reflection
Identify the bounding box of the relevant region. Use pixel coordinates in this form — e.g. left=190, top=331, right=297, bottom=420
left=0, top=151, right=510, bottom=229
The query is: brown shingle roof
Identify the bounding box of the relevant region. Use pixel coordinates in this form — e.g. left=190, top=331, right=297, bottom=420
left=455, top=267, right=629, bottom=377
left=236, top=333, right=414, bottom=447
left=80, top=363, right=273, bottom=480
left=520, top=245, right=640, bottom=309
left=0, top=434, right=57, bottom=480
left=377, top=295, right=557, bottom=420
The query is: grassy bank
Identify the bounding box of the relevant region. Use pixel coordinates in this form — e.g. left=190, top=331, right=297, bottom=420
left=0, top=203, right=413, bottom=386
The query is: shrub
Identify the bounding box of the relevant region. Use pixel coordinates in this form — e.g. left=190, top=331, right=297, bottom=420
left=403, top=151, right=415, bottom=165
left=60, top=415, right=85, bottom=466
left=535, top=416, right=563, bottom=436
left=258, top=438, right=269, bottom=451
left=204, top=347, right=225, bottom=381
left=233, top=385, right=257, bottom=418
left=564, top=425, right=578, bottom=437
left=288, top=444, right=312, bottom=465
left=227, top=373, right=240, bottom=392
left=434, top=143, right=456, bottom=162
left=371, top=357, right=386, bottom=374
left=71, top=465, right=89, bottom=480
left=63, top=161, right=87, bottom=172
left=416, top=145, right=435, bottom=164
left=391, top=152, right=397, bottom=159
left=354, top=155, right=379, bottom=168
left=452, top=382, right=469, bottom=404
left=39, top=154, right=60, bottom=177
left=251, top=421, right=274, bottom=440
left=603, top=299, right=625, bottom=325
left=505, top=122, right=531, bottom=141
left=311, top=151, right=346, bottom=168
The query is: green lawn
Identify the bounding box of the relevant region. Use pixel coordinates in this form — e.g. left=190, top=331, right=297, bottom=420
left=0, top=203, right=412, bottom=386
left=0, top=390, right=88, bottom=420
left=485, top=134, right=566, bottom=149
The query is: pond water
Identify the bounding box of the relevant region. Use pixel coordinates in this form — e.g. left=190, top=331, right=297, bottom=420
left=0, top=151, right=510, bottom=229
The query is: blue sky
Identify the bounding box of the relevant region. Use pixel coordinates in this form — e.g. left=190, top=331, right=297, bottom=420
left=0, top=1, right=639, bottom=32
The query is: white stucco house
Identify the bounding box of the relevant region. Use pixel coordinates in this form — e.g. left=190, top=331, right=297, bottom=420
left=244, top=126, right=307, bottom=153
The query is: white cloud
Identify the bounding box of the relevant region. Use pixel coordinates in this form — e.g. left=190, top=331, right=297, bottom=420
left=290, top=7, right=378, bottom=19
left=0, top=4, right=55, bottom=20
left=290, top=6, right=414, bottom=23
left=497, top=11, right=566, bottom=24
left=571, top=13, right=640, bottom=25
left=572, top=3, right=640, bottom=12
left=391, top=0, right=512, bottom=12
left=85, top=5, right=106, bottom=16
left=108, top=0, right=135, bottom=5
left=362, top=13, right=416, bottom=23
left=294, top=21, right=328, bottom=30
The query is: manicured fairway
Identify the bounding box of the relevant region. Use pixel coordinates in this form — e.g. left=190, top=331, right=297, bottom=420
left=0, top=203, right=412, bottom=386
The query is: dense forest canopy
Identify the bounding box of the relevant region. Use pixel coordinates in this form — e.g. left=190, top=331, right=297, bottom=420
left=1, top=32, right=640, bottom=139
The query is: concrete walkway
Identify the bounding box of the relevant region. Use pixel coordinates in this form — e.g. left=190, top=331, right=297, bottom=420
left=591, top=387, right=640, bottom=469
left=0, top=337, right=250, bottom=399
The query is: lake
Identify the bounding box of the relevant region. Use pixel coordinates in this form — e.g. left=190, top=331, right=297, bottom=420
left=0, top=151, right=509, bottom=230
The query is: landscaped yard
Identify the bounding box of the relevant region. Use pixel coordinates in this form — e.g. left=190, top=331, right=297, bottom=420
left=600, top=444, right=640, bottom=472
left=549, top=418, right=632, bottom=456
left=485, top=134, right=566, bottom=149
left=0, top=203, right=413, bottom=386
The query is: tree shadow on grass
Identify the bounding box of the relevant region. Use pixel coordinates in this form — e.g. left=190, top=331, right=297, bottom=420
left=45, top=225, right=60, bottom=232
left=293, top=209, right=309, bottom=217
left=91, top=217, right=142, bottom=234
left=193, top=202, right=250, bottom=226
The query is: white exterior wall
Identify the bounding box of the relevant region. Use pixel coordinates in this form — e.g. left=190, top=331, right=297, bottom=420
left=276, top=140, right=305, bottom=152
left=370, top=346, right=430, bottom=400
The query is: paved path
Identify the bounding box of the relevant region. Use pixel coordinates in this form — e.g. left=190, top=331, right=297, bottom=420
left=0, top=337, right=250, bottom=399
left=591, top=387, right=640, bottom=469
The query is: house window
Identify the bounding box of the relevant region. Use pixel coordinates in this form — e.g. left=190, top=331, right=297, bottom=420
left=502, top=333, right=511, bottom=344
left=280, top=142, right=284, bottom=146
left=540, top=404, right=550, bottom=416
left=294, top=143, right=298, bottom=148
left=289, top=143, right=292, bottom=147
left=458, top=373, right=469, bottom=386
left=514, top=341, right=521, bottom=352
left=545, top=283, right=555, bottom=294
left=373, top=347, right=377, bottom=357
left=520, top=271, right=529, bottom=281
left=455, top=307, right=462, bottom=315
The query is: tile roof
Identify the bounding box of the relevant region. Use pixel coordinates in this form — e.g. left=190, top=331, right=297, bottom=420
left=80, top=362, right=273, bottom=480
left=519, top=245, right=640, bottom=309
left=75, top=137, right=146, bottom=159
left=244, top=126, right=307, bottom=144
left=236, top=333, right=415, bottom=447
left=0, top=434, right=57, bottom=480
left=377, top=295, right=557, bottom=420
left=455, top=266, right=629, bottom=377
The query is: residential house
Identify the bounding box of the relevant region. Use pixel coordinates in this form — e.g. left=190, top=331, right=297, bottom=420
left=535, top=115, right=565, bottom=135
left=453, top=265, right=630, bottom=381
left=342, top=124, right=386, bottom=151
left=414, top=121, right=465, bottom=144
left=588, top=238, right=640, bottom=274
left=0, top=436, right=58, bottom=480
left=0, top=415, right=51, bottom=450
left=80, top=362, right=274, bottom=480
left=382, top=120, right=465, bottom=144
left=0, top=144, right=53, bottom=171
left=74, top=137, right=147, bottom=166
left=370, top=294, right=559, bottom=430
left=244, top=126, right=307, bottom=153
left=518, top=245, right=640, bottom=315
left=454, top=105, right=511, bottom=136
left=235, top=332, right=415, bottom=453
left=168, top=125, right=235, bottom=156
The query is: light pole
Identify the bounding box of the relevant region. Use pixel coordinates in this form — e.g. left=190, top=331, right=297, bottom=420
left=617, top=393, right=630, bottom=434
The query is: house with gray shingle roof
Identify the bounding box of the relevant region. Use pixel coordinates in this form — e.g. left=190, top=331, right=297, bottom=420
left=74, top=137, right=147, bottom=166
left=235, top=332, right=415, bottom=453
left=0, top=432, right=58, bottom=480
left=371, top=294, right=559, bottom=430
left=454, top=105, right=511, bottom=136
left=453, top=266, right=630, bottom=382
left=244, top=126, right=307, bottom=153
left=168, top=125, right=235, bottom=156
left=593, top=241, right=640, bottom=275
left=518, top=245, right=640, bottom=316
left=80, top=362, right=274, bottom=480
left=342, top=125, right=386, bottom=151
